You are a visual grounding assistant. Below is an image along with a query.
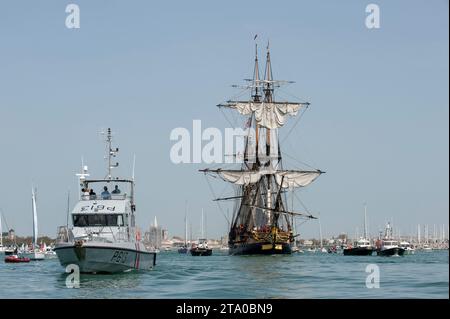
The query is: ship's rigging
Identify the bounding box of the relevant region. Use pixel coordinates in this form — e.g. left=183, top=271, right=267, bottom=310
left=201, top=42, right=324, bottom=254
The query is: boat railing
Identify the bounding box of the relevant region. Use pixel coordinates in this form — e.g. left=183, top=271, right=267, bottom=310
left=80, top=194, right=129, bottom=201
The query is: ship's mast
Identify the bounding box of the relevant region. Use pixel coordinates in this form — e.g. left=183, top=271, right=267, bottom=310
left=263, top=41, right=273, bottom=159
left=250, top=43, right=261, bottom=167
left=105, top=128, right=119, bottom=180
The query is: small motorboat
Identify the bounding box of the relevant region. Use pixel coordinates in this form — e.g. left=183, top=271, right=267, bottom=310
left=343, top=239, right=374, bottom=256
left=190, top=239, right=212, bottom=256
left=5, top=255, right=31, bottom=263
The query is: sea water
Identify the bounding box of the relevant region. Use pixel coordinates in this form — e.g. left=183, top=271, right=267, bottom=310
left=0, top=250, right=447, bottom=298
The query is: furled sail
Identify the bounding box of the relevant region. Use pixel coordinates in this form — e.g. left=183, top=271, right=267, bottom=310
left=217, top=168, right=276, bottom=185
left=219, top=170, right=262, bottom=185
left=275, top=170, right=322, bottom=188
left=219, top=101, right=308, bottom=129
left=203, top=168, right=322, bottom=187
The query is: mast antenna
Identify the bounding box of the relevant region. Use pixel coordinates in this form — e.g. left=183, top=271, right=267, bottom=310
left=104, top=128, right=119, bottom=180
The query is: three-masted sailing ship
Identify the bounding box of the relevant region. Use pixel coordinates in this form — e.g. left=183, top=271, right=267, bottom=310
left=201, top=43, right=324, bottom=255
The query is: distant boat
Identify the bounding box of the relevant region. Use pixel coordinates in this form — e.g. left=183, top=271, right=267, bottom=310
left=190, top=239, right=212, bottom=256
left=376, top=222, right=405, bottom=256
left=343, top=238, right=374, bottom=256
left=5, top=255, right=30, bottom=263
left=44, top=243, right=57, bottom=259
left=178, top=202, right=189, bottom=254
left=343, top=204, right=374, bottom=256
left=0, top=211, right=6, bottom=253
left=318, top=214, right=328, bottom=253
left=190, top=210, right=212, bottom=256
left=22, top=187, right=45, bottom=261
left=399, top=241, right=415, bottom=255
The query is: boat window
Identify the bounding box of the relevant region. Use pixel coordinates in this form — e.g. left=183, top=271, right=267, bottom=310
left=73, top=214, right=123, bottom=227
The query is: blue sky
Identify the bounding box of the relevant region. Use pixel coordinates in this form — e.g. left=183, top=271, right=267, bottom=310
left=0, top=0, right=448, bottom=239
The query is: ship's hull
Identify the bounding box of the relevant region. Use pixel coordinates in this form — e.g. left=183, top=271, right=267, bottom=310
left=229, top=242, right=292, bottom=255
left=190, top=248, right=212, bottom=256
left=343, top=247, right=374, bottom=256
left=54, top=242, right=156, bottom=273
left=377, top=247, right=405, bottom=256
left=22, top=251, right=45, bottom=260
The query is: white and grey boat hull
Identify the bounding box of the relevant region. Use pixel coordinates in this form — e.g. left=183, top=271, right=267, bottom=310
left=55, top=243, right=156, bottom=273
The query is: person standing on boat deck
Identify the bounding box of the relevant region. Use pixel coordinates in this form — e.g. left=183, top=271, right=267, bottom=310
left=81, top=188, right=90, bottom=200
left=111, top=185, right=121, bottom=194
left=101, top=186, right=111, bottom=200
left=89, top=189, right=96, bottom=200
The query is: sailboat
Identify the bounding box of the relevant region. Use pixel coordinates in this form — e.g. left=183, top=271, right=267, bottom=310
left=178, top=202, right=189, bottom=254
left=201, top=42, right=323, bottom=255
left=343, top=204, right=374, bottom=256
left=22, top=187, right=45, bottom=260
left=190, top=209, right=212, bottom=256
left=318, top=213, right=327, bottom=253
left=54, top=128, right=157, bottom=273
left=0, top=211, right=5, bottom=253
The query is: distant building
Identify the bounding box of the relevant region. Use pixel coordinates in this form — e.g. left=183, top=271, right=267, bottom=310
left=145, top=217, right=162, bottom=249
left=162, top=229, right=169, bottom=241
left=303, top=240, right=313, bottom=246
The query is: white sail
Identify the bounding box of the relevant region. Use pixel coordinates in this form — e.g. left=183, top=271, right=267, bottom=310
left=208, top=168, right=321, bottom=188
left=218, top=170, right=264, bottom=185
left=221, top=101, right=307, bottom=129
left=275, top=170, right=322, bottom=188
left=32, top=187, right=38, bottom=248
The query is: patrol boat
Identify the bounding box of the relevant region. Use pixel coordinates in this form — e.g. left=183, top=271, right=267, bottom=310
left=54, top=128, right=157, bottom=273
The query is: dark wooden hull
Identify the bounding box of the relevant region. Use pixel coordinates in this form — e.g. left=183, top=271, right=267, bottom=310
left=229, top=242, right=292, bottom=255
left=377, top=247, right=405, bottom=256
left=190, top=248, right=212, bottom=256
left=343, top=247, right=374, bottom=256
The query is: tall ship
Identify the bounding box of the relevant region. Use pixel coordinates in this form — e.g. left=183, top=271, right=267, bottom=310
left=54, top=128, right=157, bottom=273
left=201, top=43, right=324, bottom=255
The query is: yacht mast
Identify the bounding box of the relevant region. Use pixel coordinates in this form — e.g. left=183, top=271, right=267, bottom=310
left=184, top=201, right=188, bottom=246
left=201, top=208, right=204, bottom=239
left=363, top=203, right=368, bottom=239
left=31, top=187, right=38, bottom=249
left=0, top=211, right=2, bottom=247
left=318, top=213, right=323, bottom=248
